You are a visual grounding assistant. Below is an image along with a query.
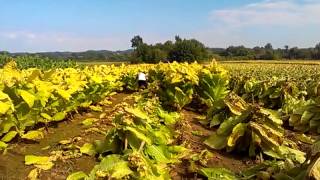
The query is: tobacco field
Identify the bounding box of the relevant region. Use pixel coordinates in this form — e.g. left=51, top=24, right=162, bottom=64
left=1, top=60, right=320, bottom=180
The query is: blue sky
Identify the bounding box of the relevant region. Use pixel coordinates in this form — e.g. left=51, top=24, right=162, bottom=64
left=0, top=0, right=319, bottom=52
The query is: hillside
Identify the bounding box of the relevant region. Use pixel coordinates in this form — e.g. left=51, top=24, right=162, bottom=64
left=0, top=49, right=133, bottom=62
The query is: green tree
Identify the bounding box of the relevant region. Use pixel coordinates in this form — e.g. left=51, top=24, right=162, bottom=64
left=264, top=43, right=273, bottom=50
left=131, top=35, right=143, bottom=48
left=315, top=43, right=320, bottom=59
left=168, top=38, right=208, bottom=62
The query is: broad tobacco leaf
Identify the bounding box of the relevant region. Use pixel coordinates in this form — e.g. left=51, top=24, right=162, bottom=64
left=199, top=167, right=238, bottom=180
left=227, top=123, right=247, bottom=148
left=22, top=130, right=45, bottom=141
left=18, top=89, right=36, bottom=108
left=89, top=154, right=132, bottom=179
left=80, top=143, right=96, bottom=156
left=66, top=171, right=88, bottom=180
left=25, top=155, right=54, bottom=170
left=1, top=131, right=17, bottom=142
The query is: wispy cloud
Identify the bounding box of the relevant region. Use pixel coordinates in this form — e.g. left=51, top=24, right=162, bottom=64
left=191, top=0, right=320, bottom=48
left=210, top=0, right=320, bottom=27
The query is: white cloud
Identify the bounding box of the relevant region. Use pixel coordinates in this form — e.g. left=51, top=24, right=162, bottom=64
left=191, top=0, right=320, bottom=48
left=210, top=0, right=320, bottom=27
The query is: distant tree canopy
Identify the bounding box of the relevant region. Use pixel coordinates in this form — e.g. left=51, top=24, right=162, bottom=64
left=208, top=42, right=320, bottom=61
left=130, top=35, right=210, bottom=63
left=2, top=39, right=320, bottom=63
left=0, top=50, right=132, bottom=62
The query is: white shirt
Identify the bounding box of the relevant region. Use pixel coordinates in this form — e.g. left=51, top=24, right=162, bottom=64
left=138, top=72, right=146, bottom=81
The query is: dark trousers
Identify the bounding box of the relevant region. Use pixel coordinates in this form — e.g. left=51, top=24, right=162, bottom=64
left=138, top=80, right=147, bottom=88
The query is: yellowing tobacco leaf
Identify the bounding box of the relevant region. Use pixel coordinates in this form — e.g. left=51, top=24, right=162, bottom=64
left=22, top=130, right=44, bottom=141
left=18, top=89, right=36, bottom=108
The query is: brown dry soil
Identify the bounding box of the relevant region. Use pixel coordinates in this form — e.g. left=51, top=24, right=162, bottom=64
left=0, top=93, right=257, bottom=180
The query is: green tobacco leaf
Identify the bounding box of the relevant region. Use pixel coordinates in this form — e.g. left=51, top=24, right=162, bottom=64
left=94, top=139, right=117, bottom=154
left=227, top=123, right=247, bottom=148
left=90, top=155, right=132, bottom=179
left=157, top=108, right=179, bottom=125
left=80, top=143, right=96, bottom=156
left=204, top=132, right=227, bottom=150
left=1, top=131, right=18, bottom=142
left=145, top=145, right=170, bottom=163
left=0, top=141, right=8, bottom=150
left=210, top=113, right=224, bottom=127
left=277, top=146, right=306, bottom=164
left=25, top=155, right=54, bottom=170
left=67, top=171, right=88, bottom=180
left=262, top=144, right=306, bottom=164
left=126, top=126, right=152, bottom=145
left=168, top=145, right=190, bottom=159
left=18, top=89, right=36, bottom=108
left=22, top=130, right=44, bottom=141
left=260, top=108, right=282, bottom=125
left=217, top=112, right=249, bottom=136
left=199, top=167, right=237, bottom=180
left=241, top=160, right=282, bottom=179
left=174, top=86, right=192, bottom=110
left=296, top=134, right=315, bottom=144
left=82, top=118, right=98, bottom=126
left=53, top=112, right=66, bottom=121
left=125, top=107, right=149, bottom=120
left=40, top=113, right=52, bottom=120
left=301, top=111, right=314, bottom=125
left=0, top=120, right=15, bottom=136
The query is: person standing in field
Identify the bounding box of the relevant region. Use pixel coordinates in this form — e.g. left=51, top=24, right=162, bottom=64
left=137, top=72, right=147, bottom=89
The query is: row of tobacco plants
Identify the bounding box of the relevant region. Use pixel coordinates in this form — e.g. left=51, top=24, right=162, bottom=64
left=67, top=62, right=320, bottom=179
left=1, top=60, right=320, bottom=179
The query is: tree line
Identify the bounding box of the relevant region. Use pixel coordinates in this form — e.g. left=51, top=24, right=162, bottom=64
left=130, top=35, right=209, bottom=63
left=130, top=35, right=320, bottom=63
left=210, top=43, right=320, bottom=61
left=1, top=36, right=320, bottom=63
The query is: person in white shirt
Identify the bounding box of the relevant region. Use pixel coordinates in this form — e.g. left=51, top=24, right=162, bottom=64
left=137, top=72, right=147, bottom=89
